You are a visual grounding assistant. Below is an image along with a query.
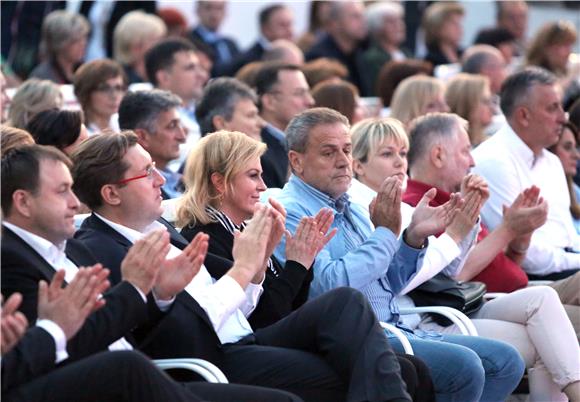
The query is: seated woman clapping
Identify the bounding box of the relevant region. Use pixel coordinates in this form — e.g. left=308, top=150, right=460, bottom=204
left=176, top=130, right=335, bottom=329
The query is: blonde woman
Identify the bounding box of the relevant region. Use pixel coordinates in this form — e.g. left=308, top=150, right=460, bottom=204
left=177, top=130, right=335, bottom=329
left=445, top=73, right=494, bottom=146
left=390, top=76, right=448, bottom=126
left=7, top=79, right=63, bottom=129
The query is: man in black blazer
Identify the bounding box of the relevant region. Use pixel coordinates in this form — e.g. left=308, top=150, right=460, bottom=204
left=255, top=63, right=315, bottom=188
left=0, top=144, right=304, bottom=402
left=188, top=0, right=239, bottom=77
left=1, top=265, right=301, bottom=402
left=225, top=4, right=295, bottom=76
left=70, top=131, right=414, bottom=402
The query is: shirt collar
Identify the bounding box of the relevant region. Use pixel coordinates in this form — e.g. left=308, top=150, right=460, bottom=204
left=206, top=205, right=244, bottom=234
left=288, top=175, right=351, bottom=213
left=93, top=212, right=165, bottom=243
left=405, top=179, right=450, bottom=206
left=502, top=123, right=546, bottom=168
left=196, top=25, right=222, bottom=43
left=2, top=221, right=68, bottom=267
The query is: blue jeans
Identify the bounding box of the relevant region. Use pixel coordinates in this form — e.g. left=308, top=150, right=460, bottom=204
left=387, top=332, right=524, bottom=402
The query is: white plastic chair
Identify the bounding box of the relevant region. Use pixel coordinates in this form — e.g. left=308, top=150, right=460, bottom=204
left=380, top=305, right=478, bottom=355
left=154, top=358, right=228, bottom=383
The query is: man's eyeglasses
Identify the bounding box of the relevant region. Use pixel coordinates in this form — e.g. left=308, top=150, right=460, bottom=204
left=116, top=163, right=157, bottom=185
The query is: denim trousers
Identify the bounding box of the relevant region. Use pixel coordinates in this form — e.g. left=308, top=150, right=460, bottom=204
left=386, top=332, right=525, bottom=402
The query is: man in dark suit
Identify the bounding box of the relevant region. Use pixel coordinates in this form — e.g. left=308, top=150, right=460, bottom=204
left=226, top=4, right=295, bottom=76
left=0, top=144, right=304, bottom=402
left=188, top=0, right=239, bottom=77
left=71, top=131, right=414, bottom=402
left=255, top=62, right=315, bottom=188
left=305, top=1, right=370, bottom=95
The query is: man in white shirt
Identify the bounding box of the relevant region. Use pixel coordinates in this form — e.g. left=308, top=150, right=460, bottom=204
left=0, top=144, right=302, bottom=402
left=70, top=131, right=416, bottom=402
left=472, top=66, right=580, bottom=281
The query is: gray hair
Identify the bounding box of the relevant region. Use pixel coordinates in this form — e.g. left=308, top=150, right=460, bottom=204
left=118, top=89, right=182, bottom=134
left=462, top=45, right=501, bottom=74
left=286, top=107, right=349, bottom=153
left=407, top=113, right=468, bottom=168
left=366, top=2, right=404, bottom=34
left=41, top=10, right=89, bottom=59
left=500, top=67, right=556, bottom=118
left=195, top=78, right=258, bottom=136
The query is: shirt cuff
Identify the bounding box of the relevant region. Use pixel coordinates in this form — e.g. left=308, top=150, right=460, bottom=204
left=218, top=275, right=248, bottom=308
left=128, top=282, right=148, bottom=303
left=36, top=319, right=68, bottom=363
left=152, top=290, right=176, bottom=312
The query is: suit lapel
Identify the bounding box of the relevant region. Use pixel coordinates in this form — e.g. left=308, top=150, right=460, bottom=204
left=2, top=227, right=57, bottom=281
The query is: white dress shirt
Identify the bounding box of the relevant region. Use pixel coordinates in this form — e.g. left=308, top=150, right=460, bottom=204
left=94, top=214, right=262, bottom=344
left=472, top=123, right=580, bottom=275
left=2, top=222, right=134, bottom=355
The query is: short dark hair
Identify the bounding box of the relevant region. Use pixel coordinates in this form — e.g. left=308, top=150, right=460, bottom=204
left=500, top=67, right=556, bottom=118
left=26, top=109, right=84, bottom=151
left=259, top=4, right=286, bottom=27
left=145, top=38, right=196, bottom=86
left=118, top=89, right=182, bottom=134
left=1, top=145, right=71, bottom=216
left=195, top=77, right=257, bottom=136
left=71, top=131, right=139, bottom=210
left=474, top=27, right=516, bottom=48
left=255, top=61, right=301, bottom=98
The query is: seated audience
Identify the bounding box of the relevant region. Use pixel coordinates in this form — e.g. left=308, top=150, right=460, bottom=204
left=390, top=76, right=448, bottom=126
left=461, top=45, right=507, bottom=97
left=73, top=59, right=127, bottom=134
left=113, top=11, right=167, bottom=84
left=473, top=27, right=517, bottom=66
left=548, top=122, right=580, bottom=234
left=118, top=90, right=186, bottom=199
left=0, top=145, right=303, bottom=402
left=401, top=113, right=580, bottom=401
left=362, top=2, right=410, bottom=97
left=445, top=73, right=495, bottom=146
left=305, top=1, right=369, bottom=95
left=376, top=60, right=433, bottom=114
left=188, top=1, right=240, bottom=77
left=0, top=126, right=35, bottom=157
left=311, top=80, right=364, bottom=125
left=525, top=20, right=578, bottom=84
left=255, top=63, right=315, bottom=188
left=235, top=61, right=265, bottom=88
left=262, top=40, right=304, bottom=66
left=473, top=67, right=580, bottom=281
left=7, top=79, right=63, bottom=129
left=296, top=1, right=333, bottom=53
left=70, top=131, right=418, bottom=402
left=495, top=0, right=528, bottom=57
left=157, top=7, right=188, bottom=38
left=29, top=10, right=89, bottom=84
left=422, top=2, right=465, bottom=67
left=274, top=107, right=525, bottom=401
left=145, top=38, right=207, bottom=167
left=302, top=58, right=349, bottom=89
left=227, top=4, right=295, bottom=76
left=176, top=129, right=437, bottom=402
left=26, top=109, right=88, bottom=155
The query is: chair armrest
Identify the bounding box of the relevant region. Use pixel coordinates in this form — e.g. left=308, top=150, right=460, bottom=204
left=399, top=306, right=478, bottom=336
left=154, top=358, right=229, bottom=383
left=379, top=322, right=414, bottom=355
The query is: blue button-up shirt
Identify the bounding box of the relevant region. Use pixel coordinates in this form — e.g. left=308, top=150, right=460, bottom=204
left=274, top=175, right=426, bottom=324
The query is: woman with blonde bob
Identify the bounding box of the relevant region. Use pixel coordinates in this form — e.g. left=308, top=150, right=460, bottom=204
left=178, top=130, right=335, bottom=329
left=7, top=79, right=63, bottom=129
left=390, top=76, right=448, bottom=126
left=445, top=73, right=494, bottom=146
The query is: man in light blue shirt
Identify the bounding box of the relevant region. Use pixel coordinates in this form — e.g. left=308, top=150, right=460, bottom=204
left=274, top=107, right=525, bottom=402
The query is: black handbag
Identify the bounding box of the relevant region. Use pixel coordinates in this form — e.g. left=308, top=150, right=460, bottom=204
left=408, top=273, right=487, bottom=326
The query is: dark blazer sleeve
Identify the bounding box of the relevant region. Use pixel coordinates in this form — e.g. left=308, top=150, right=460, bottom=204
left=1, top=327, right=56, bottom=393
left=181, top=221, right=312, bottom=329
